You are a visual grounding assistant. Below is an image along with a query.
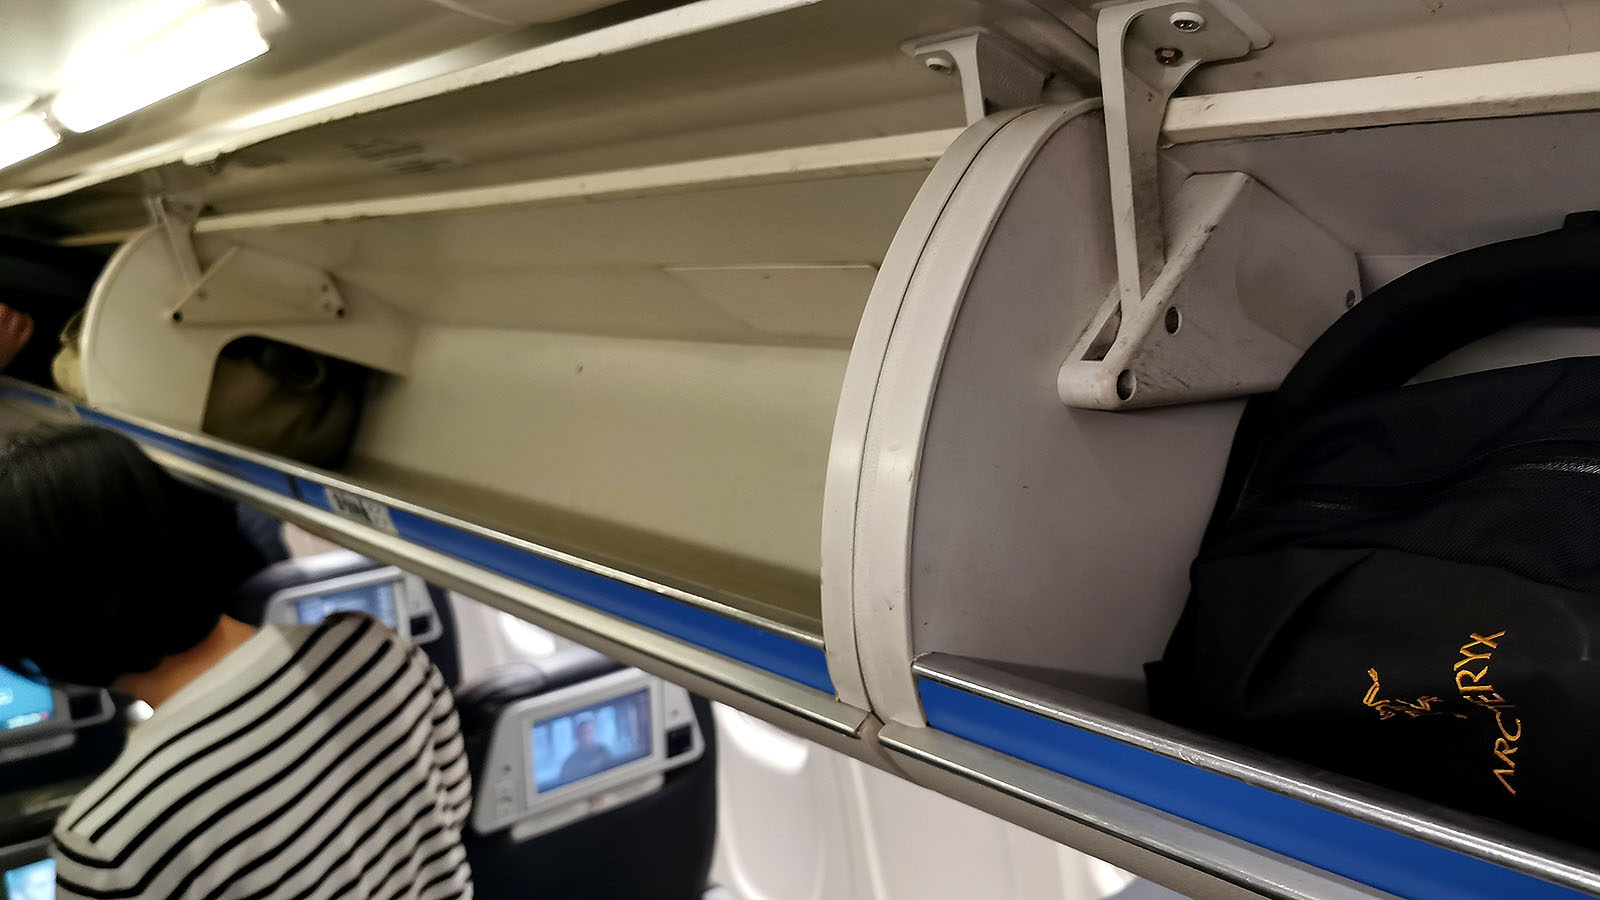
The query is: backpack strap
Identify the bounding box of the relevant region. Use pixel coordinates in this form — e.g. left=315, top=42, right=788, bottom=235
left=1272, top=213, right=1600, bottom=428
left=1201, top=213, right=1600, bottom=544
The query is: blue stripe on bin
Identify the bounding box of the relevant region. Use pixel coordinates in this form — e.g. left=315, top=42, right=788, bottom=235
left=77, top=409, right=292, bottom=497
left=56, top=409, right=832, bottom=694
left=917, top=679, right=1585, bottom=900
left=293, top=478, right=332, bottom=510
left=298, top=475, right=831, bottom=691
left=387, top=508, right=835, bottom=694
left=0, top=384, right=65, bottom=412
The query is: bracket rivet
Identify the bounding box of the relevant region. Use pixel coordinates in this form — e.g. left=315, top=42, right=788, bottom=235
left=924, top=55, right=955, bottom=74
left=1155, top=47, right=1184, bottom=65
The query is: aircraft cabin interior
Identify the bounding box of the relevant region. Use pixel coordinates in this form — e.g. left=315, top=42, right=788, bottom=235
left=5, top=1, right=1600, bottom=899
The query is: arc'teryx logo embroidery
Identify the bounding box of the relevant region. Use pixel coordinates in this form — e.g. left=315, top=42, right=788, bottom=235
left=1363, top=630, right=1521, bottom=796
left=1362, top=670, right=1460, bottom=720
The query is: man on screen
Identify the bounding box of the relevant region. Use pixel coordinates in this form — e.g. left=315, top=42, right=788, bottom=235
left=559, top=713, right=616, bottom=783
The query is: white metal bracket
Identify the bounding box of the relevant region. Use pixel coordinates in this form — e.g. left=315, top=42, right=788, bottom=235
left=1056, top=1, right=1358, bottom=409
left=140, top=171, right=346, bottom=328
left=908, top=30, right=1052, bottom=125
left=168, top=244, right=346, bottom=326
left=1058, top=172, right=1358, bottom=407
left=1099, top=0, right=1267, bottom=303
left=142, top=192, right=204, bottom=288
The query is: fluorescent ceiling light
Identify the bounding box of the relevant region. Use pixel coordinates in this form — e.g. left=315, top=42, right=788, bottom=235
left=50, top=1, right=270, bottom=134
left=0, top=114, right=62, bottom=171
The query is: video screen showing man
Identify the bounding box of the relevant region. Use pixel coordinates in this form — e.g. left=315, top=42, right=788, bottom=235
left=559, top=714, right=614, bottom=784
left=531, top=689, right=651, bottom=793
left=5, top=858, right=54, bottom=900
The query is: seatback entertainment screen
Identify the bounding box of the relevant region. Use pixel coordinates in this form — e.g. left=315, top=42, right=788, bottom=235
left=530, top=689, right=651, bottom=793
left=0, top=666, right=53, bottom=733
left=4, top=858, right=54, bottom=900
left=293, top=580, right=400, bottom=630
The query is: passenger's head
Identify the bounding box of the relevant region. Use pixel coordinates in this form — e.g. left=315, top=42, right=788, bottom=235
left=575, top=715, right=597, bottom=747
left=0, top=425, right=266, bottom=687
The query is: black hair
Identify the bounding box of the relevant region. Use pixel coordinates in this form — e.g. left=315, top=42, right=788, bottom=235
left=0, top=425, right=267, bottom=687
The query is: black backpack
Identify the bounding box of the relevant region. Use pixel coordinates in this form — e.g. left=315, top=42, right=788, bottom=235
left=1148, top=216, right=1600, bottom=846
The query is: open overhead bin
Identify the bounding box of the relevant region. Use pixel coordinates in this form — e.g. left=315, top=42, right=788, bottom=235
left=828, top=6, right=1600, bottom=900
left=70, top=126, right=961, bottom=710
left=12, top=0, right=1600, bottom=898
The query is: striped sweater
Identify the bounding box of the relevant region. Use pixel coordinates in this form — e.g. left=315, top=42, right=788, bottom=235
left=53, top=615, right=473, bottom=900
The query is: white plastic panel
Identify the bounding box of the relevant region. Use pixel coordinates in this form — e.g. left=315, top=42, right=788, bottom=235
left=709, top=702, right=1155, bottom=900
left=1171, top=108, right=1600, bottom=271
left=711, top=704, right=856, bottom=900
left=347, top=328, right=846, bottom=623
left=1175, top=0, right=1600, bottom=93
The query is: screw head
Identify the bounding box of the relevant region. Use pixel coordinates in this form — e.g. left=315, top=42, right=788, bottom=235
left=1155, top=47, right=1184, bottom=66
left=1169, top=11, right=1206, bottom=32
left=924, top=56, right=954, bottom=74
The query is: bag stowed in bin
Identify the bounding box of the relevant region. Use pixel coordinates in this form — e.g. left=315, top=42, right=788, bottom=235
left=1148, top=217, right=1600, bottom=846
left=203, top=337, right=367, bottom=469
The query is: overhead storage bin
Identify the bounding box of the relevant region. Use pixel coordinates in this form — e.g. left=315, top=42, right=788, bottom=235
left=2, top=0, right=1064, bottom=765
left=34, top=130, right=971, bottom=748
left=840, top=52, right=1600, bottom=900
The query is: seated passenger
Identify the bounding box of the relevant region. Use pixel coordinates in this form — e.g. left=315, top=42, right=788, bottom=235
left=0, top=426, right=473, bottom=900
left=0, top=303, right=32, bottom=373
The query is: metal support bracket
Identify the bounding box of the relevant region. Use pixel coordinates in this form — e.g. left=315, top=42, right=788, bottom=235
left=142, top=193, right=204, bottom=288
left=1058, top=172, right=1358, bottom=407
left=909, top=30, right=1052, bottom=125
left=1055, top=0, right=1355, bottom=410
left=1100, top=0, right=1266, bottom=305
left=169, top=244, right=346, bottom=326
left=140, top=170, right=346, bottom=328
